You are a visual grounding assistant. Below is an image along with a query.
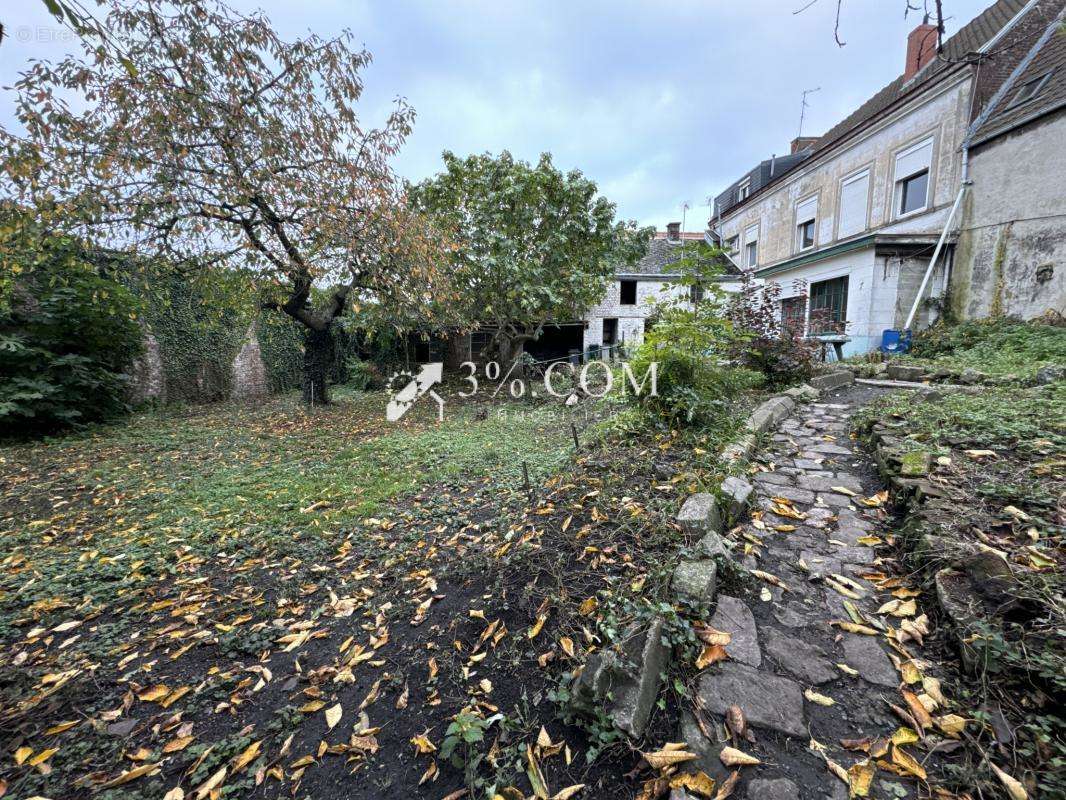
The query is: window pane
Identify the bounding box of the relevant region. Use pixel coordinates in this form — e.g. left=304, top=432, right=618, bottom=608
left=809, top=277, right=848, bottom=333
left=746, top=241, right=757, bottom=266
left=781, top=297, right=806, bottom=335
left=900, top=169, right=928, bottom=215
left=798, top=220, right=815, bottom=249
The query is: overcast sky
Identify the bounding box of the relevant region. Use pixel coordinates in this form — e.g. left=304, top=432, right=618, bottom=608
left=2, top=0, right=995, bottom=230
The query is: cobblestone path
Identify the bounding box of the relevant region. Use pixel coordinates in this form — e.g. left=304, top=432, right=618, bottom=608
left=680, top=386, right=949, bottom=800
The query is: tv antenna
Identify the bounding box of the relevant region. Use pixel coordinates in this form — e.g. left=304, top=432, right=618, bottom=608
left=798, top=87, right=821, bottom=138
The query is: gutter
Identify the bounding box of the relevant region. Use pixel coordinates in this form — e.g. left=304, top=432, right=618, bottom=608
left=753, top=235, right=877, bottom=278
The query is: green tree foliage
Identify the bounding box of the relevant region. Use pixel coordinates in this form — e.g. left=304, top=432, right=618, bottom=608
left=409, top=151, right=651, bottom=363
left=5, top=0, right=448, bottom=405
left=629, top=242, right=757, bottom=426
left=0, top=210, right=141, bottom=433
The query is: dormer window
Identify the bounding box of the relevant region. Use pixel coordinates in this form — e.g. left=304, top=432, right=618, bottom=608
left=737, top=178, right=751, bottom=202
left=1009, top=70, right=1054, bottom=108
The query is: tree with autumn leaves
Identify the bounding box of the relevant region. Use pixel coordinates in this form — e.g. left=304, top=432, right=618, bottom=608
left=3, top=0, right=454, bottom=405
left=3, top=0, right=648, bottom=409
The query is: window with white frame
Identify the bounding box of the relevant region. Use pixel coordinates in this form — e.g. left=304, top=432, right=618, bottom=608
left=894, top=136, right=933, bottom=217
left=725, top=235, right=739, bottom=254
left=737, top=178, right=751, bottom=202
left=838, top=169, right=870, bottom=238
left=795, top=195, right=817, bottom=251
left=744, top=224, right=758, bottom=267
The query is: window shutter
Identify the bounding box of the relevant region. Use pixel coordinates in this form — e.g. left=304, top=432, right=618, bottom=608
left=895, top=137, right=933, bottom=180
left=838, top=170, right=870, bottom=238
left=795, top=196, right=817, bottom=224
left=744, top=224, right=758, bottom=244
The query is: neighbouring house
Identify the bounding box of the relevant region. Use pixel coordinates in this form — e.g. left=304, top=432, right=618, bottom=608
left=712, top=0, right=1063, bottom=356
left=950, top=3, right=1066, bottom=320
left=582, top=222, right=743, bottom=352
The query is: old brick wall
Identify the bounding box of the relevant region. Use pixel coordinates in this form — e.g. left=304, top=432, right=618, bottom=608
left=230, top=322, right=270, bottom=400
left=128, top=329, right=166, bottom=405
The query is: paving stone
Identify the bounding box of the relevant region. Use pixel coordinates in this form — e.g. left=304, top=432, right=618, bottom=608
left=678, top=493, right=722, bottom=534
left=798, top=474, right=863, bottom=493
left=810, top=443, right=853, bottom=455
left=747, top=777, right=799, bottom=800
left=572, top=618, right=670, bottom=737
left=830, top=545, right=875, bottom=565
left=817, top=492, right=855, bottom=508
left=721, top=476, right=754, bottom=521
left=772, top=602, right=812, bottom=628
left=842, top=634, right=898, bottom=687
left=709, top=595, right=760, bottom=666
left=800, top=550, right=841, bottom=577
left=672, top=560, right=717, bottom=608
left=677, top=711, right=731, bottom=783
left=764, top=486, right=816, bottom=505
left=833, top=526, right=867, bottom=546
left=696, top=662, right=806, bottom=738
left=754, top=472, right=793, bottom=487
left=761, top=628, right=837, bottom=685
left=805, top=507, right=836, bottom=522
left=794, top=458, right=825, bottom=470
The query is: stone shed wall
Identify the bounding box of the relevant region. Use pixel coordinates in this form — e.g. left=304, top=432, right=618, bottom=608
left=951, top=112, right=1066, bottom=320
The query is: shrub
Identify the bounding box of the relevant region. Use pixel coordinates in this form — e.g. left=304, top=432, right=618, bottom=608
left=0, top=213, right=142, bottom=434
left=728, top=275, right=819, bottom=388
left=910, top=315, right=1066, bottom=376
left=629, top=250, right=758, bottom=427
left=344, top=355, right=383, bottom=390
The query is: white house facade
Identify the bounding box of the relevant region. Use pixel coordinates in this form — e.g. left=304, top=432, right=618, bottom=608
left=712, top=0, right=1062, bottom=355
left=582, top=224, right=743, bottom=351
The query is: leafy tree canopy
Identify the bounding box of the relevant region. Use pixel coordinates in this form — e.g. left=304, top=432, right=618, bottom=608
left=409, top=150, right=651, bottom=361
left=3, top=0, right=453, bottom=402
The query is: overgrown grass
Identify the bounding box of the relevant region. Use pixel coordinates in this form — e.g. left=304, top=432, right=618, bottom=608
left=0, top=389, right=577, bottom=638
left=855, top=382, right=1066, bottom=797
left=854, top=381, right=1065, bottom=449
left=902, top=316, right=1066, bottom=378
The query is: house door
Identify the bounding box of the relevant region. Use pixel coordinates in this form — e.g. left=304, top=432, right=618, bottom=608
left=781, top=297, right=806, bottom=336
left=602, top=318, right=618, bottom=346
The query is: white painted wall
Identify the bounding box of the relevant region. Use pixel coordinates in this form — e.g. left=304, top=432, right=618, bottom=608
left=582, top=277, right=744, bottom=349
left=766, top=246, right=880, bottom=355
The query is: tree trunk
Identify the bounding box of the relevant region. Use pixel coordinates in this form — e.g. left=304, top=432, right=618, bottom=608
left=497, top=335, right=524, bottom=369
left=444, top=331, right=468, bottom=371
left=303, top=325, right=335, bottom=405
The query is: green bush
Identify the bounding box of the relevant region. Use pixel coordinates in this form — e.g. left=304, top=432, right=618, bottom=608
left=0, top=215, right=142, bottom=434
left=728, top=274, right=819, bottom=388
left=630, top=303, right=757, bottom=427
left=910, top=317, right=1066, bottom=375
left=343, top=355, right=383, bottom=390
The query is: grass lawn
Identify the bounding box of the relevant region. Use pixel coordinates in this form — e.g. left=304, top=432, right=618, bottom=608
left=1, top=387, right=576, bottom=632
left=0, top=386, right=745, bottom=800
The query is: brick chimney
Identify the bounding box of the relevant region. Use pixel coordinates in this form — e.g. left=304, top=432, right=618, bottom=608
left=790, top=136, right=819, bottom=154
left=666, top=221, right=681, bottom=242
left=905, top=18, right=938, bottom=81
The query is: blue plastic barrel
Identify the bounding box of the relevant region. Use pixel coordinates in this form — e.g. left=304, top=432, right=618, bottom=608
left=880, top=329, right=911, bottom=354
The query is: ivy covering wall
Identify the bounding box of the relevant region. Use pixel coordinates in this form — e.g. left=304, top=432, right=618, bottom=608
left=124, top=262, right=307, bottom=403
